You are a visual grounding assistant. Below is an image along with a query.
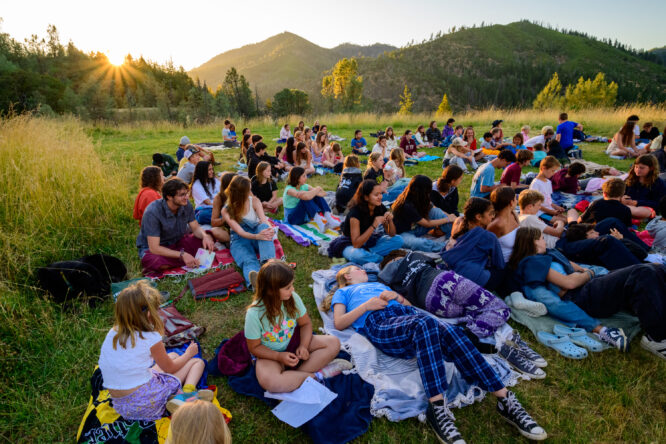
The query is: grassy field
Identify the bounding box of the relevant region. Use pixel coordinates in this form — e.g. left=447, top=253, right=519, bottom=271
left=1, top=108, right=666, bottom=443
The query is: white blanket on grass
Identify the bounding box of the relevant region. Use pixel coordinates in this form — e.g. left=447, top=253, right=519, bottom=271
left=311, top=269, right=521, bottom=422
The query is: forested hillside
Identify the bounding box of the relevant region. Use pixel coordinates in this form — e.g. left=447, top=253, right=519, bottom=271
left=357, top=21, right=666, bottom=112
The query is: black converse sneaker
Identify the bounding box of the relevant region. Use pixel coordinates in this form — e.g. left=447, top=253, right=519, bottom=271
left=498, top=344, right=546, bottom=379
left=496, top=391, right=547, bottom=440
left=426, top=400, right=466, bottom=444
left=598, top=327, right=628, bottom=352
left=508, top=331, right=547, bottom=368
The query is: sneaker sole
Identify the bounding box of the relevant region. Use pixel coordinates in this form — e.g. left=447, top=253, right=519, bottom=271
left=640, top=337, right=666, bottom=361
left=500, top=416, right=548, bottom=441
left=426, top=421, right=466, bottom=444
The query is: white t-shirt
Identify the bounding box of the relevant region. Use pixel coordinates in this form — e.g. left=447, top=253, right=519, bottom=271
left=98, top=328, right=162, bottom=390
left=529, top=178, right=554, bottom=213
left=414, top=133, right=427, bottom=145
left=222, top=127, right=231, bottom=141
left=192, top=178, right=221, bottom=207
left=372, top=143, right=386, bottom=157
left=519, top=214, right=559, bottom=248
left=280, top=127, right=292, bottom=140
left=525, top=134, right=545, bottom=148
left=386, top=137, right=399, bottom=150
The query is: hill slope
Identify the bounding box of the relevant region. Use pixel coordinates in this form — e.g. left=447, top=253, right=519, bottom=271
left=358, top=21, right=666, bottom=111
left=333, top=42, right=397, bottom=58
left=189, top=32, right=339, bottom=102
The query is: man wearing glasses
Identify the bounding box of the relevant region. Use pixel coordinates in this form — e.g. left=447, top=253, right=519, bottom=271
left=136, top=178, right=215, bottom=274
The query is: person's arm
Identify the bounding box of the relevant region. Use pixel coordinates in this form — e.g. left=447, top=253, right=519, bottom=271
left=295, top=313, right=313, bottom=360
left=546, top=268, right=591, bottom=290
left=349, top=216, right=380, bottom=248
left=222, top=208, right=273, bottom=241
left=416, top=215, right=454, bottom=228
left=384, top=211, right=397, bottom=236
left=379, top=290, right=411, bottom=306
left=332, top=298, right=387, bottom=331
left=252, top=195, right=270, bottom=225
left=246, top=338, right=298, bottom=367
left=543, top=220, right=565, bottom=237
left=188, top=220, right=215, bottom=251
left=151, top=340, right=198, bottom=374
left=286, top=186, right=318, bottom=201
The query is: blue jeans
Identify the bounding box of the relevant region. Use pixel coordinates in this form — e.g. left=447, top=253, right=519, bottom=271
left=342, top=235, right=404, bottom=265
left=524, top=286, right=599, bottom=331
left=195, top=205, right=213, bottom=225
left=383, top=178, right=410, bottom=203
left=284, top=196, right=330, bottom=225
left=398, top=207, right=451, bottom=252
left=230, top=221, right=276, bottom=286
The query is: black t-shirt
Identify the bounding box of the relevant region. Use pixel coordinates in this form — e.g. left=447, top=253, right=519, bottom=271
left=393, top=201, right=425, bottom=234
left=640, top=128, right=660, bottom=141
left=251, top=178, right=277, bottom=202
left=378, top=252, right=440, bottom=308
left=363, top=168, right=384, bottom=184
left=430, top=187, right=459, bottom=216
left=342, top=204, right=388, bottom=238
left=580, top=199, right=632, bottom=227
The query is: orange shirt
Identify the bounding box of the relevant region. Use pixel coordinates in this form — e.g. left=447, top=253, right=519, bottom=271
left=133, top=188, right=161, bottom=225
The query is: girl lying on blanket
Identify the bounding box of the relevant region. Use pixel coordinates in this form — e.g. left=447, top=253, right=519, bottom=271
left=321, top=266, right=548, bottom=443
left=245, top=260, right=351, bottom=393
left=284, top=167, right=341, bottom=231
left=167, top=400, right=231, bottom=444
left=222, top=176, right=276, bottom=288
left=377, top=249, right=546, bottom=378
left=328, top=180, right=404, bottom=265
left=507, top=227, right=666, bottom=360
left=98, top=282, right=211, bottom=421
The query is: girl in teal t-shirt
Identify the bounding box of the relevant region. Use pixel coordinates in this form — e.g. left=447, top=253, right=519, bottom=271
left=244, top=260, right=350, bottom=392
left=282, top=166, right=341, bottom=231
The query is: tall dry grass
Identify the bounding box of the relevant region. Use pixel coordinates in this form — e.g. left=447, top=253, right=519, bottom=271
left=0, top=115, right=133, bottom=284
left=94, top=104, right=666, bottom=136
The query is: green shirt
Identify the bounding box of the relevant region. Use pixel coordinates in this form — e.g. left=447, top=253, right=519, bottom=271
left=244, top=292, right=307, bottom=352
left=283, top=184, right=310, bottom=209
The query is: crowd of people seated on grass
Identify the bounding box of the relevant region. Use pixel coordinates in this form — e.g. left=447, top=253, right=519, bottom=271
left=122, top=114, right=666, bottom=443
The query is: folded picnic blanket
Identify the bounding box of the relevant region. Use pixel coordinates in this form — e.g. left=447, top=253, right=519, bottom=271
left=273, top=219, right=340, bottom=247
left=311, top=268, right=519, bottom=421
left=77, top=346, right=230, bottom=444
left=551, top=191, right=600, bottom=209
left=144, top=238, right=285, bottom=280
left=509, top=308, right=642, bottom=346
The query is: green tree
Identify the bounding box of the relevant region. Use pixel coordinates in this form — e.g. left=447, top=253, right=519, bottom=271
left=223, top=67, right=254, bottom=117
left=398, top=84, right=413, bottom=115
left=564, top=73, right=618, bottom=109
left=436, top=93, right=451, bottom=116
left=533, top=72, right=565, bottom=110
left=321, top=58, right=362, bottom=111
left=272, top=88, right=311, bottom=117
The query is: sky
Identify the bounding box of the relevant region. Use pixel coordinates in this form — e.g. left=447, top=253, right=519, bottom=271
left=2, top=0, right=665, bottom=70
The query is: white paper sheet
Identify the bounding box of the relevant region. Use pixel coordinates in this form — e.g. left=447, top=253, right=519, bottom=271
left=267, top=377, right=338, bottom=427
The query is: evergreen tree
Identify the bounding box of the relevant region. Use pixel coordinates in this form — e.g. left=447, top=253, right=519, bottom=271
left=223, top=67, right=254, bottom=117
left=533, top=72, right=565, bottom=109
left=398, top=84, right=413, bottom=115
left=564, top=73, right=617, bottom=109
left=272, top=88, right=311, bottom=116
left=435, top=93, right=451, bottom=115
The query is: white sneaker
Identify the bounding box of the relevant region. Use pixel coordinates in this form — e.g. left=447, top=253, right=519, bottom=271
left=313, top=213, right=326, bottom=232
left=325, top=213, right=342, bottom=229
left=640, top=335, right=666, bottom=361
left=505, top=292, right=547, bottom=317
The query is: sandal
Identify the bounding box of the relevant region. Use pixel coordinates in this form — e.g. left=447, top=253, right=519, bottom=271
left=553, top=325, right=604, bottom=352
left=536, top=331, right=588, bottom=360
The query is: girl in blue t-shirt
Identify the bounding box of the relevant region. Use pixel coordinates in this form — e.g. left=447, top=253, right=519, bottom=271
left=245, top=260, right=349, bottom=392
left=320, top=265, right=547, bottom=443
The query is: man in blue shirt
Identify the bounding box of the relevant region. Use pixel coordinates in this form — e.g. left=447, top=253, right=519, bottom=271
left=351, top=129, right=368, bottom=154
left=470, top=150, right=516, bottom=198
left=556, top=112, right=583, bottom=153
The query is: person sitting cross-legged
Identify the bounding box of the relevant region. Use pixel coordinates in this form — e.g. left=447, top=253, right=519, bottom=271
left=137, top=178, right=215, bottom=275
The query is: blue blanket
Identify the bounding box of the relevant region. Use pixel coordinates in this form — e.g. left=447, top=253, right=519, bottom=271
left=415, top=155, right=441, bottom=162
left=551, top=191, right=600, bottom=209
left=227, top=352, right=374, bottom=444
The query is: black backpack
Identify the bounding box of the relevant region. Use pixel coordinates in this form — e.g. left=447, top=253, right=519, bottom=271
left=37, top=254, right=127, bottom=306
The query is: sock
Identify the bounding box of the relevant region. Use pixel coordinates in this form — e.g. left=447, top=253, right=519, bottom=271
left=182, top=384, right=196, bottom=393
